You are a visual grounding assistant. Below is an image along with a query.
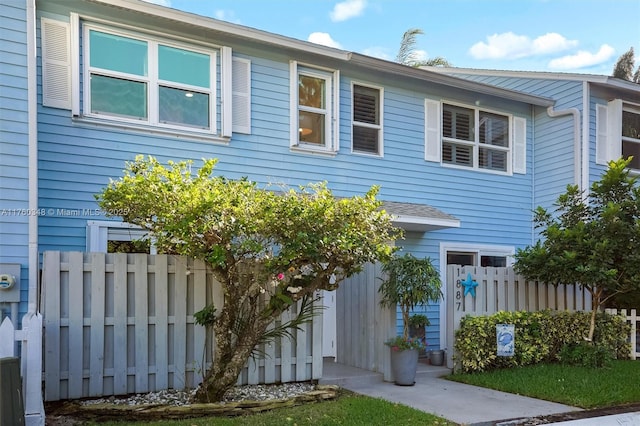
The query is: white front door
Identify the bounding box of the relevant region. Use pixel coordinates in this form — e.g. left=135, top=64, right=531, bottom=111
left=321, top=290, right=336, bottom=358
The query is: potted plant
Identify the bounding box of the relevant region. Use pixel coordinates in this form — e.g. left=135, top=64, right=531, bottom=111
left=378, top=253, right=443, bottom=385
left=408, top=313, right=429, bottom=355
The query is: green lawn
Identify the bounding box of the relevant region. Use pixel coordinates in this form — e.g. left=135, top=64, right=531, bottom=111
left=448, top=360, right=640, bottom=409
left=88, top=391, right=454, bottom=426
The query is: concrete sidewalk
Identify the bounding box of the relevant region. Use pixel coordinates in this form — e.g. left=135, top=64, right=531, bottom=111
left=319, top=359, right=581, bottom=425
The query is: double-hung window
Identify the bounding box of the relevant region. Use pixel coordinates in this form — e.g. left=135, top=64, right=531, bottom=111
left=352, top=83, right=383, bottom=155
left=85, top=26, right=215, bottom=132
left=597, top=100, right=640, bottom=170
left=290, top=61, right=338, bottom=152
left=442, top=104, right=510, bottom=172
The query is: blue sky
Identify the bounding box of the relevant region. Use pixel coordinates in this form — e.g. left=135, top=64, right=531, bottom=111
left=145, top=0, right=640, bottom=75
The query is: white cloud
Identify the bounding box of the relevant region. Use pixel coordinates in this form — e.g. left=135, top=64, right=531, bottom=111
left=214, top=10, right=241, bottom=23
left=308, top=32, right=343, bottom=49
left=142, top=0, right=171, bottom=6
left=330, top=0, right=366, bottom=22
left=469, top=32, right=578, bottom=60
left=362, top=46, right=391, bottom=60
left=548, top=44, right=615, bottom=69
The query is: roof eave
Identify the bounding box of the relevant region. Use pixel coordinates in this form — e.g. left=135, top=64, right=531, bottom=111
left=392, top=215, right=461, bottom=232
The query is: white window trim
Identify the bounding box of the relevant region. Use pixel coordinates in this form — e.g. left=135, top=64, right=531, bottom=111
left=86, top=220, right=156, bottom=254
left=351, top=81, right=384, bottom=157
left=441, top=101, right=514, bottom=175
left=82, top=23, right=217, bottom=135
left=289, top=61, right=339, bottom=154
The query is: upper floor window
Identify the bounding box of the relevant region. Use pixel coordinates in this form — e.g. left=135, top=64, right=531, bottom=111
left=622, top=107, right=640, bottom=169
left=425, top=99, right=525, bottom=175
left=290, top=61, right=339, bottom=152
left=596, top=100, right=640, bottom=169
left=352, top=83, right=383, bottom=155
left=442, top=104, right=510, bottom=172
left=84, top=26, right=215, bottom=132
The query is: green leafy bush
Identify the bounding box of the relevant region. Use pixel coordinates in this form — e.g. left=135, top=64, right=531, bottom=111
left=454, top=310, right=630, bottom=373
left=558, top=341, right=613, bottom=368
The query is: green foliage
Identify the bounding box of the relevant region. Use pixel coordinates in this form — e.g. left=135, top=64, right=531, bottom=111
left=378, top=253, right=442, bottom=340
left=558, top=341, right=613, bottom=368
left=454, top=310, right=630, bottom=373
left=194, top=305, right=217, bottom=327
left=514, top=158, right=640, bottom=340
left=408, top=313, right=430, bottom=328
left=385, top=335, right=426, bottom=351
left=97, top=156, right=402, bottom=401
left=395, top=28, right=451, bottom=68
left=612, top=46, right=640, bottom=83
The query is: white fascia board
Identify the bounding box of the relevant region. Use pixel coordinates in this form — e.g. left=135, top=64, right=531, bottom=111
left=392, top=215, right=461, bottom=232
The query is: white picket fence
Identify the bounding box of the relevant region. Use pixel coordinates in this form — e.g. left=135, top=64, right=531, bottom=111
left=41, top=251, right=322, bottom=402
left=605, top=308, right=639, bottom=360
left=0, top=314, right=45, bottom=425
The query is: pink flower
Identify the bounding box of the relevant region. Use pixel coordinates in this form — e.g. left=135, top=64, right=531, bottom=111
left=277, top=273, right=285, bottom=280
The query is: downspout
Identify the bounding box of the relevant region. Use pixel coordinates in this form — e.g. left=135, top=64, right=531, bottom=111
left=581, top=81, right=590, bottom=195
left=546, top=105, right=581, bottom=186
left=27, top=0, right=38, bottom=315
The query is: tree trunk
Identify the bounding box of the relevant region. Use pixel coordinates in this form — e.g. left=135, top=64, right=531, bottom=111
left=194, top=316, right=268, bottom=402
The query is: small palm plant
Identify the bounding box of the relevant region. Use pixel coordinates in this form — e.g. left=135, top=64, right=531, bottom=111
left=379, top=253, right=443, bottom=343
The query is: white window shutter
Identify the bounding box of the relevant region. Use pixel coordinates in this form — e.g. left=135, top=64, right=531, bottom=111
left=596, top=104, right=609, bottom=165
left=232, top=57, right=251, bottom=134
left=513, top=116, right=526, bottom=174
left=221, top=47, right=233, bottom=137
left=424, top=99, right=441, bottom=162
left=607, top=99, right=623, bottom=162
left=41, top=18, right=71, bottom=109
left=289, top=61, right=298, bottom=148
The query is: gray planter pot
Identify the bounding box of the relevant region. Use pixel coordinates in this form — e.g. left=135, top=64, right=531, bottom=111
left=429, top=349, right=445, bottom=366
left=390, top=348, right=419, bottom=385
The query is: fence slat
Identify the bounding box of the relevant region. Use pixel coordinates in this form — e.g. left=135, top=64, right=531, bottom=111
left=67, top=252, right=84, bottom=399
left=134, top=255, right=149, bottom=393
left=173, top=257, right=187, bottom=389
left=44, top=251, right=61, bottom=401
left=112, top=253, right=128, bottom=395
left=155, top=255, right=169, bottom=391
left=296, top=300, right=308, bottom=382
left=89, top=253, right=106, bottom=397
left=192, top=259, right=207, bottom=387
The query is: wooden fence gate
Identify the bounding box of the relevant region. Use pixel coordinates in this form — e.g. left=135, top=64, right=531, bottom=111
left=41, top=251, right=322, bottom=401
left=446, top=265, right=592, bottom=367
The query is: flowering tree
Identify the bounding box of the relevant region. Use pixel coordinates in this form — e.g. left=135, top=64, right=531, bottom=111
left=97, top=156, right=401, bottom=402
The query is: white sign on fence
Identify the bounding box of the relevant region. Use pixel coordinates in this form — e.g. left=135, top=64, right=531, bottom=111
left=496, top=324, right=515, bottom=357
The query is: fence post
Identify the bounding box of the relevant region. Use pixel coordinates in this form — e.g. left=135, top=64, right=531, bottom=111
left=21, top=313, right=45, bottom=426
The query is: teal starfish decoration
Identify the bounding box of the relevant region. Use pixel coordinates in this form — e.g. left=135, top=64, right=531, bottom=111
left=460, top=273, right=478, bottom=298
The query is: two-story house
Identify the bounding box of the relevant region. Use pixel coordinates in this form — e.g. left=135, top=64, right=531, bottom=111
left=1, top=0, right=566, bottom=404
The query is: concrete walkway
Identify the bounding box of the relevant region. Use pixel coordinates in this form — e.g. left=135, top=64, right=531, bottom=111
left=319, top=359, right=582, bottom=425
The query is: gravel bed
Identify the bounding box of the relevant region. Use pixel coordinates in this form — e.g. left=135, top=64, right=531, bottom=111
left=80, top=382, right=317, bottom=406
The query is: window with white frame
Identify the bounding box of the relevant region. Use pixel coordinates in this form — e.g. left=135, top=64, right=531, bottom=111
left=84, top=25, right=215, bottom=132
left=622, top=106, right=640, bottom=169
left=290, top=62, right=338, bottom=151
left=352, top=83, right=382, bottom=155
left=442, top=103, right=510, bottom=172
left=86, top=221, right=155, bottom=253
left=424, top=100, right=525, bottom=174
left=41, top=17, right=252, bottom=138
left=596, top=100, right=640, bottom=169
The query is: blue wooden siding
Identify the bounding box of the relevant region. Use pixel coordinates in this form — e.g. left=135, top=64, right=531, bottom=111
left=0, top=0, right=29, bottom=319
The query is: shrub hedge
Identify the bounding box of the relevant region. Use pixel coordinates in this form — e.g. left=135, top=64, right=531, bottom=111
left=454, top=310, right=630, bottom=373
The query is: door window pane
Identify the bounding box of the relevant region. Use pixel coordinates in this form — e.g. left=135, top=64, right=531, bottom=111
left=90, top=30, right=147, bottom=76
left=159, top=45, right=210, bottom=88
left=90, top=74, right=147, bottom=119
left=159, top=86, right=209, bottom=128
left=447, top=252, right=476, bottom=266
